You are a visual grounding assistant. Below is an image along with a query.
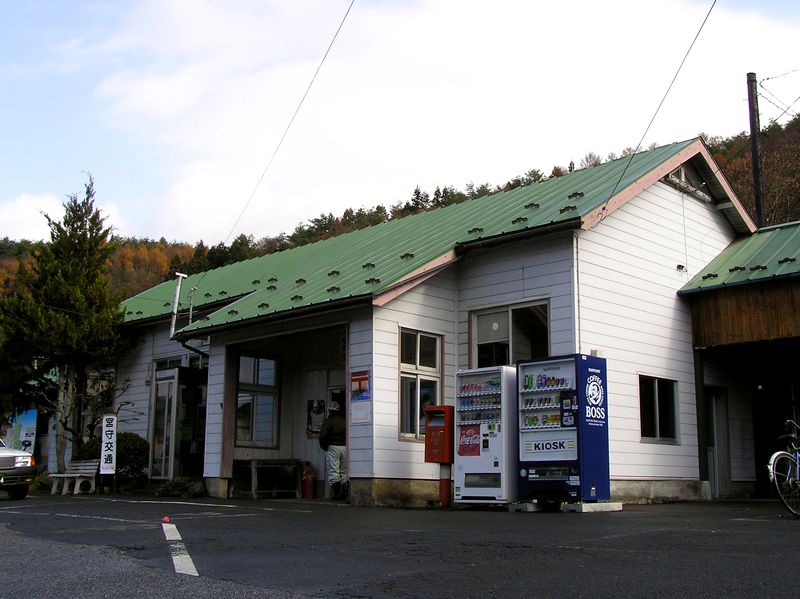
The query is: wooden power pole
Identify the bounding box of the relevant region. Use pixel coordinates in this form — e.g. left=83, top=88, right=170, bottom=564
left=747, top=72, right=766, bottom=228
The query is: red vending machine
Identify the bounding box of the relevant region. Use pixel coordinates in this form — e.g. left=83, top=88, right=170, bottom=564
left=453, top=366, right=517, bottom=504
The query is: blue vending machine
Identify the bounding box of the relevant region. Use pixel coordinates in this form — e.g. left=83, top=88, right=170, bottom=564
left=516, top=354, right=610, bottom=502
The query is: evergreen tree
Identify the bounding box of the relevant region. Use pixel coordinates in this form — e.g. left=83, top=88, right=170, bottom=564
left=0, top=176, right=130, bottom=471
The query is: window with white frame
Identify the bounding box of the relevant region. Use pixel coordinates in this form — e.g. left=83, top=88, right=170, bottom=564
left=399, top=329, right=441, bottom=438
left=639, top=375, right=677, bottom=442
left=473, top=302, right=549, bottom=368
left=236, top=355, right=279, bottom=447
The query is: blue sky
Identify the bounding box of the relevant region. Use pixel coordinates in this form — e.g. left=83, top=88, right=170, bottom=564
left=1, top=0, right=798, bottom=243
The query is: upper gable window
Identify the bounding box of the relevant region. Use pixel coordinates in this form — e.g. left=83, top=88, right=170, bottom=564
left=666, top=164, right=711, bottom=203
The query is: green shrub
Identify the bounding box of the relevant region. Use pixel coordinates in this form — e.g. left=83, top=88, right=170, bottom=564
left=116, top=432, right=149, bottom=482
left=155, top=476, right=206, bottom=498
left=76, top=437, right=101, bottom=460
left=29, top=472, right=53, bottom=494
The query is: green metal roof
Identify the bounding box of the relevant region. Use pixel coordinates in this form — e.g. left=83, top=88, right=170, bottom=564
left=121, top=138, right=744, bottom=336
left=680, top=220, right=800, bottom=295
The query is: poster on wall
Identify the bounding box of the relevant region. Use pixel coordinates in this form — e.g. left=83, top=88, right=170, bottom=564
left=306, top=399, right=326, bottom=438
left=350, top=370, right=371, bottom=424
left=1, top=409, right=37, bottom=454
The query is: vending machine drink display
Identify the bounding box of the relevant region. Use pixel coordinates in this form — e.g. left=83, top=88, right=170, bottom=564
left=516, top=354, right=610, bottom=502
left=454, top=366, right=517, bottom=504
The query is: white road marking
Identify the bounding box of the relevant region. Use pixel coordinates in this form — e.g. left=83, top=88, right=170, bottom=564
left=162, top=522, right=199, bottom=576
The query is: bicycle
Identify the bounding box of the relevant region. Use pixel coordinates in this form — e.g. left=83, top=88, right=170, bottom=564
left=768, top=420, right=800, bottom=518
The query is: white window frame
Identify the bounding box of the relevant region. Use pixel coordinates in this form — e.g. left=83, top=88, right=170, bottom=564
left=471, top=300, right=550, bottom=368
left=639, top=374, right=679, bottom=444
left=399, top=329, right=441, bottom=439
left=235, top=355, right=280, bottom=448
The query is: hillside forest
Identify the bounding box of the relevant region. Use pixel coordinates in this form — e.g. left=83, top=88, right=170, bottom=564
left=1, top=117, right=798, bottom=300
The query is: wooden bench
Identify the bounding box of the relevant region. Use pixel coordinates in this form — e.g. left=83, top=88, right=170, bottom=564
left=49, top=459, right=101, bottom=495
left=250, top=459, right=302, bottom=499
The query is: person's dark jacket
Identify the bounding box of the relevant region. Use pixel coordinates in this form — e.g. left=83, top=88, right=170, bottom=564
left=319, top=411, right=346, bottom=450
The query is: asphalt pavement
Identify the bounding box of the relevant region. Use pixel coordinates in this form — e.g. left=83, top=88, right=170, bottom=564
left=1, top=494, right=798, bottom=598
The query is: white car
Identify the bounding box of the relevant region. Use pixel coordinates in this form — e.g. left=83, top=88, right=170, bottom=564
left=0, top=439, right=36, bottom=500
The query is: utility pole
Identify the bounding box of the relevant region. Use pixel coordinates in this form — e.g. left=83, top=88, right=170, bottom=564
left=747, top=72, right=766, bottom=228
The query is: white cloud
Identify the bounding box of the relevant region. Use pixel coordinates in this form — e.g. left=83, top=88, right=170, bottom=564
left=19, top=0, right=800, bottom=243
left=0, top=194, right=62, bottom=242
left=0, top=193, right=128, bottom=242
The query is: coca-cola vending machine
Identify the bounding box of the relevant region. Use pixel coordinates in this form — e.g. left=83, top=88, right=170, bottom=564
left=516, top=354, right=610, bottom=503
left=454, top=366, right=517, bottom=504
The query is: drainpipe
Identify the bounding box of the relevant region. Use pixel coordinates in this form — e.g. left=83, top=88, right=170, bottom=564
left=173, top=283, right=209, bottom=358
left=169, top=272, right=188, bottom=339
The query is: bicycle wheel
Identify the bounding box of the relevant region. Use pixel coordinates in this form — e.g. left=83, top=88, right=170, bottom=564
left=770, top=451, right=800, bottom=518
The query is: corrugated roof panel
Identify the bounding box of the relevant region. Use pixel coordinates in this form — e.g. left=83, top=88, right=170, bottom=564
left=123, top=139, right=742, bottom=333
left=680, top=220, right=800, bottom=294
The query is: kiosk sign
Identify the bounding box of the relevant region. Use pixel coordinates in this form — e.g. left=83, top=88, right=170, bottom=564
left=100, top=414, right=117, bottom=474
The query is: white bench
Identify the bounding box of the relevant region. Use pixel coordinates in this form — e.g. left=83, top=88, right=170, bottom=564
left=50, top=459, right=101, bottom=495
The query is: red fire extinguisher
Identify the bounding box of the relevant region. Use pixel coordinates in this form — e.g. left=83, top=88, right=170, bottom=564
left=301, top=461, right=315, bottom=499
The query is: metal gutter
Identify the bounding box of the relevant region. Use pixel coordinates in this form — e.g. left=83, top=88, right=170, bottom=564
left=677, top=270, right=800, bottom=296
left=173, top=294, right=373, bottom=341
left=454, top=217, right=583, bottom=255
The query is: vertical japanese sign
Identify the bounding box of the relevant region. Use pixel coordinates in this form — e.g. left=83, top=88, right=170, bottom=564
left=100, top=414, right=117, bottom=474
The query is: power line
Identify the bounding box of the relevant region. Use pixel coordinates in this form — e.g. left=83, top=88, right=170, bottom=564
left=223, top=0, right=355, bottom=246
left=762, top=92, right=800, bottom=123
left=185, top=0, right=356, bottom=300
left=761, top=67, right=800, bottom=83
left=758, top=83, right=799, bottom=121
left=602, top=0, right=716, bottom=209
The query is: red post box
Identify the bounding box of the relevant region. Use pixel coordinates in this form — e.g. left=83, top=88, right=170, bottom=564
left=424, top=405, right=454, bottom=464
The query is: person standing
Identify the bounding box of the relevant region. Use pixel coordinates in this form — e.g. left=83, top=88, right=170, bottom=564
left=318, top=401, right=348, bottom=500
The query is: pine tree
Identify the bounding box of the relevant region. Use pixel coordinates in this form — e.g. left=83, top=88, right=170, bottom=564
left=0, top=176, right=130, bottom=471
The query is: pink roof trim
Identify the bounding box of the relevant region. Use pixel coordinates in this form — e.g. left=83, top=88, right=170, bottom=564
left=580, top=139, right=757, bottom=232
left=372, top=250, right=458, bottom=307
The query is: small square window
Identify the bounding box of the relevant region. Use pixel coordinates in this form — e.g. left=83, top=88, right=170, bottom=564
left=639, top=375, right=677, bottom=442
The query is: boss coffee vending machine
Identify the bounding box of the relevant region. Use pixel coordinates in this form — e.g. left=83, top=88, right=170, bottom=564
left=453, top=366, right=517, bottom=504
left=516, top=354, right=610, bottom=503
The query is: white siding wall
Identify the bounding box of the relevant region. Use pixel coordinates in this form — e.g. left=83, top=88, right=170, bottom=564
left=456, top=233, right=577, bottom=366
left=371, top=272, right=457, bottom=480
left=349, top=310, right=374, bottom=478
left=576, top=181, right=736, bottom=481
left=203, top=341, right=226, bottom=477
left=114, top=325, right=184, bottom=441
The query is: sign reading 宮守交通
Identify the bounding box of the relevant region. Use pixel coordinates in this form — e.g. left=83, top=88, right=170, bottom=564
left=100, top=414, right=117, bottom=475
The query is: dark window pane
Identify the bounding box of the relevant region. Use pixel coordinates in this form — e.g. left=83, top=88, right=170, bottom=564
left=639, top=376, right=656, bottom=438
left=236, top=392, right=253, bottom=442
left=419, top=335, right=438, bottom=369
left=657, top=379, right=675, bottom=439
left=477, top=342, right=509, bottom=368
left=239, top=357, right=255, bottom=384
left=256, top=359, right=276, bottom=386
left=400, top=376, right=416, bottom=434
left=400, top=331, right=417, bottom=365
left=511, top=304, right=549, bottom=361
left=419, top=379, right=438, bottom=435
left=254, top=393, right=275, bottom=444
